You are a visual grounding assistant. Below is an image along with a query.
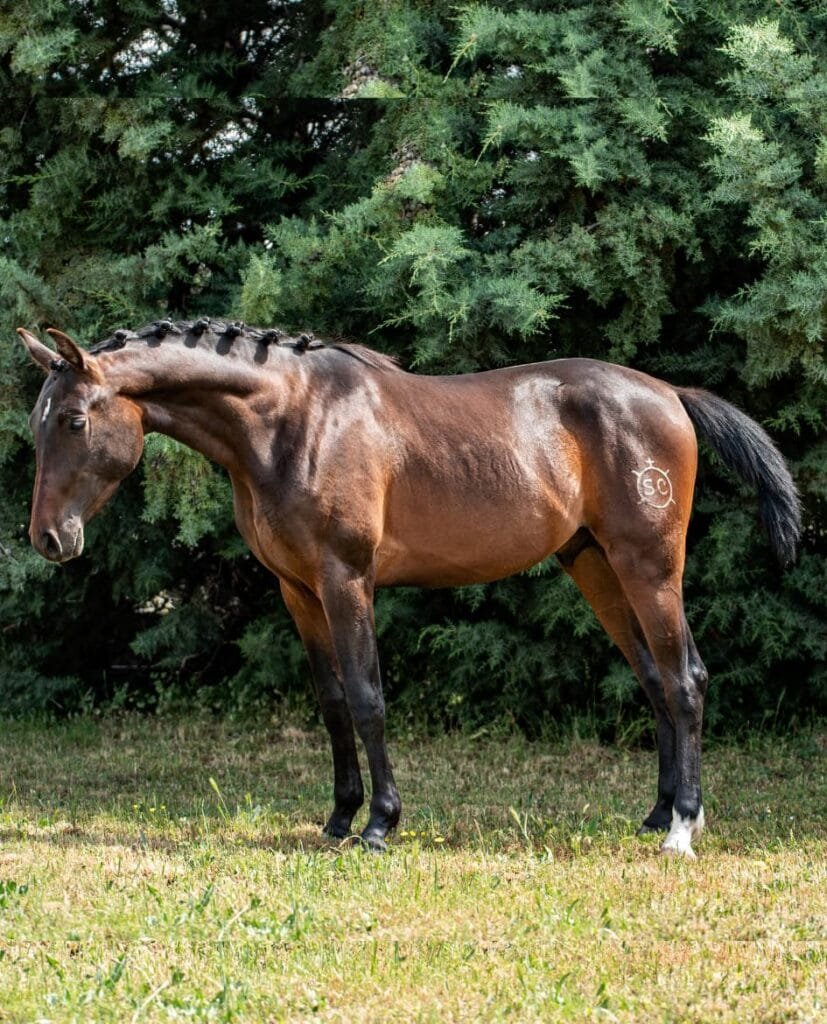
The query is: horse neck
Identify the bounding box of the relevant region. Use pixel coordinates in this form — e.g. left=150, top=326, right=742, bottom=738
left=102, top=343, right=299, bottom=473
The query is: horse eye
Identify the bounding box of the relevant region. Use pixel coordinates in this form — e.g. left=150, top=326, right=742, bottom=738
left=69, top=416, right=87, bottom=432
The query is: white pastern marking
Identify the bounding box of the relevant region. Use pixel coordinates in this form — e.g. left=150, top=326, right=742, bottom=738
left=660, top=806, right=704, bottom=859
left=633, top=457, right=675, bottom=509
left=40, top=397, right=52, bottom=424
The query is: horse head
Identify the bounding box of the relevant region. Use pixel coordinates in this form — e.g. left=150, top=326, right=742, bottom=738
left=17, top=328, right=144, bottom=562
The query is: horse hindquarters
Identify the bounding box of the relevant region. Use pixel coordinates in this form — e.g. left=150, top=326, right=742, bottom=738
left=564, top=377, right=708, bottom=855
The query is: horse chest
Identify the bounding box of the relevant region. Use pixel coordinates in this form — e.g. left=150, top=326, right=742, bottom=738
left=230, top=472, right=376, bottom=591
left=229, top=478, right=306, bottom=579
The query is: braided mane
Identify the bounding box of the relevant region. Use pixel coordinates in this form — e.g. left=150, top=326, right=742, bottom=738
left=88, top=318, right=401, bottom=372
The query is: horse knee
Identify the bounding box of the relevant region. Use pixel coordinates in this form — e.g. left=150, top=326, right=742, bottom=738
left=319, top=690, right=352, bottom=731
left=348, top=691, right=386, bottom=739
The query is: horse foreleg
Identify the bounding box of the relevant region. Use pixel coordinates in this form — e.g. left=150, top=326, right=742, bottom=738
left=558, top=538, right=676, bottom=832
left=320, top=567, right=401, bottom=851
left=280, top=579, right=365, bottom=839
left=606, top=549, right=709, bottom=858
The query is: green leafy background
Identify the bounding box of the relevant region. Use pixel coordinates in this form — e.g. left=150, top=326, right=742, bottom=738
left=1, top=1, right=825, bottom=733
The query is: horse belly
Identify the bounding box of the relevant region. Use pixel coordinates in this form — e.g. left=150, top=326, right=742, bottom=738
left=375, top=457, right=580, bottom=587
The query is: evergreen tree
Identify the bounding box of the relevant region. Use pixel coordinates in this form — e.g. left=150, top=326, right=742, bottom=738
left=0, top=0, right=358, bottom=711
left=1, top=1, right=824, bottom=731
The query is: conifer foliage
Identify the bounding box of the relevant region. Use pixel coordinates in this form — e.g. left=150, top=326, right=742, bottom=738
left=1, top=2, right=824, bottom=730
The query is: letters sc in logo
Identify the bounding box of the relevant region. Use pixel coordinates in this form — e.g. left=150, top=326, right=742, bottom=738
left=633, top=458, right=675, bottom=509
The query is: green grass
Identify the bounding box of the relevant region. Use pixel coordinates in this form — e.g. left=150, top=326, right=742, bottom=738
left=0, top=716, right=824, bottom=1022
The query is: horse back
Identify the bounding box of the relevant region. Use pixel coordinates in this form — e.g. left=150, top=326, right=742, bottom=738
left=373, top=358, right=696, bottom=587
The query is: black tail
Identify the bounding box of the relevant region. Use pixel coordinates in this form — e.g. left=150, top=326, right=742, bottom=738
left=677, top=387, right=802, bottom=566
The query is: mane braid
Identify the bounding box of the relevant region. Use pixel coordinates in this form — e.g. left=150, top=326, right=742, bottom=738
left=90, top=320, right=401, bottom=373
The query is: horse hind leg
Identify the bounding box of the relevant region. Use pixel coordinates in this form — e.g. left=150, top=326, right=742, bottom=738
left=602, top=542, right=708, bottom=858
left=558, top=531, right=677, bottom=833
left=637, top=614, right=707, bottom=835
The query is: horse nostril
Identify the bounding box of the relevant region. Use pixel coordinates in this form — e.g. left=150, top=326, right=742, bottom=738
left=42, top=530, right=62, bottom=559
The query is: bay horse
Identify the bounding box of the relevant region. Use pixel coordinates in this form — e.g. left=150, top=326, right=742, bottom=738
left=17, top=320, right=800, bottom=858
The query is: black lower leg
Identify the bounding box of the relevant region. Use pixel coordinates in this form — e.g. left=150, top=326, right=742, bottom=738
left=322, top=571, right=401, bottom=852
left=639, top=713, right=677, bottom=832
left=352, top=697, right=401, bottom=851
left=322, top=714, right=365, bottom=838
left=304, top=648, right=365, bottom=839
left=636, top=649, right=677, bottom=832
left=672, top=624, right=708, bottom=822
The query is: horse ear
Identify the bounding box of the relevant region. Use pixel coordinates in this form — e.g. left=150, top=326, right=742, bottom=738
left=16, top=328, right=56, bottom=374
left=46, top=328, right=104, bottom=382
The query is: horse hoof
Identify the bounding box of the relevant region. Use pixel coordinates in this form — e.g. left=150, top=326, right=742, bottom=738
left=323, top=813, right=356, bottom=840
left=660, top=843, right=697, bottom=860
left=637, top=820, right=670, bottom=835
left=358, top=832, right=388, bottom=853
left=660, top=807, right=704, bottom=859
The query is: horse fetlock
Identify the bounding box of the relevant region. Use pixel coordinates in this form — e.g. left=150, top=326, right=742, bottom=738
left=370, top=790, right=401, bottom=828
left=323, top=807, right=358, bottom=839
left=323, top=814, right=352, bottom=840
left=323, top=780, right=365, bottom=838
left=638, top=821, right=667, bottom=835
left=357, top=790, right=401, bottom=847
left=638, top=797, right=674, bottom=834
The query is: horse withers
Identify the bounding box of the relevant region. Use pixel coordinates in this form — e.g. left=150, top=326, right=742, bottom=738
left=17, top=321, right=801, bottom=857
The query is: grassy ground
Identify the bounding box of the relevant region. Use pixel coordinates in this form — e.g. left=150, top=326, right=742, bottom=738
left=0, top=716, right=823, bottom=1022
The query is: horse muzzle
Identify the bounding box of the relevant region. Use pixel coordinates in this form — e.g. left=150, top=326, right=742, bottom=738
left=31, top=521, right=84, bottom=563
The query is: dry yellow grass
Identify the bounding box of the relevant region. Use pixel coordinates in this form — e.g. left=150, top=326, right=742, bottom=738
left=0, top=716, right=823, bottom=1022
